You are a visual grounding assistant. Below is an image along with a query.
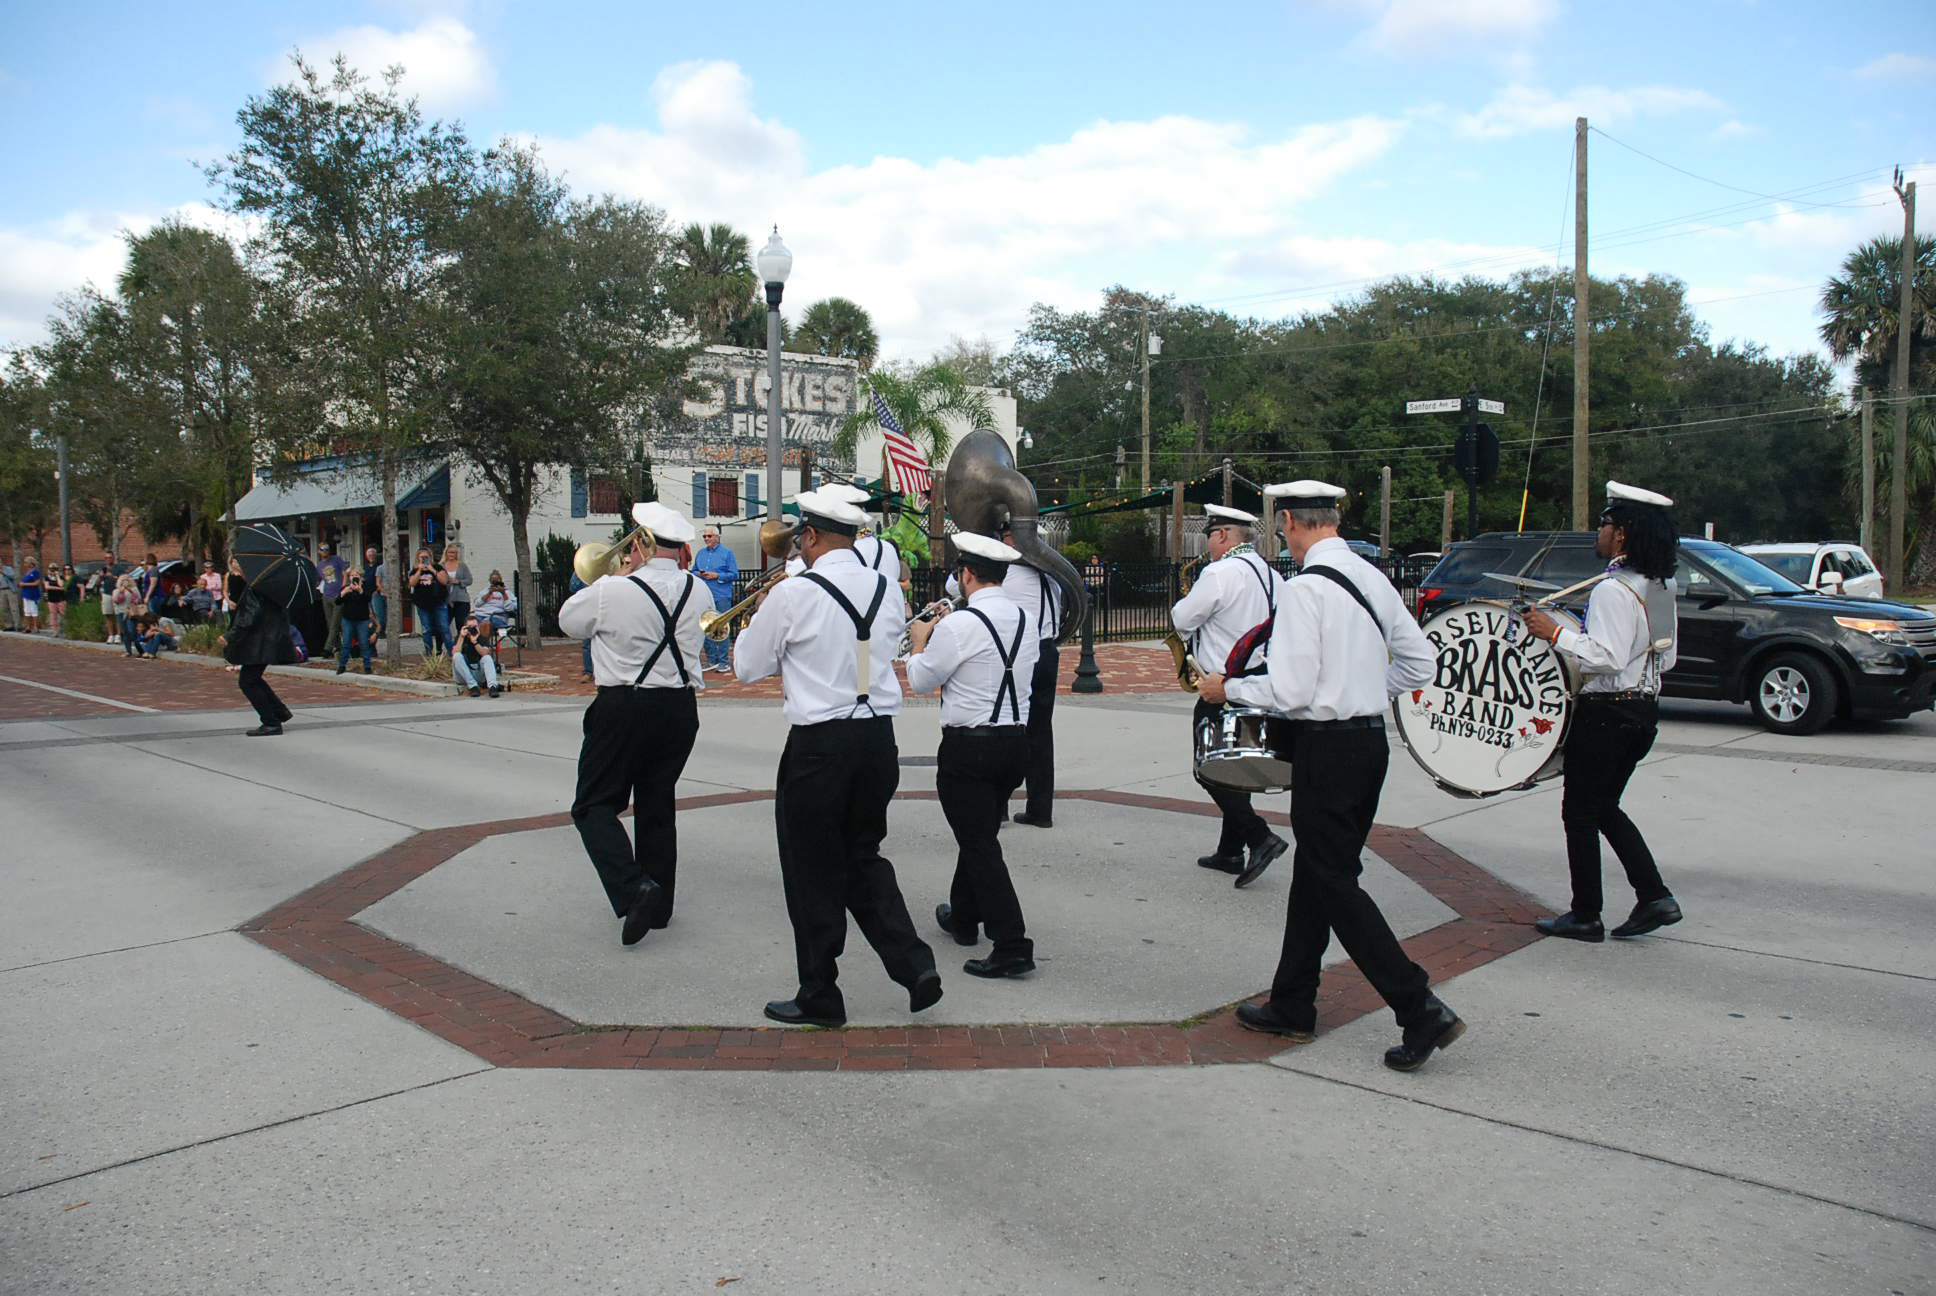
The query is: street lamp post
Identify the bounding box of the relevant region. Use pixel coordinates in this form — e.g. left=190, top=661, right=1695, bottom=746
left=756, top=227, right=793, bottom=533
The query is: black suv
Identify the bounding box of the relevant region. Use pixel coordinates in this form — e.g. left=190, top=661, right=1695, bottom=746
left=1417, top=532, right=1936, bottom=734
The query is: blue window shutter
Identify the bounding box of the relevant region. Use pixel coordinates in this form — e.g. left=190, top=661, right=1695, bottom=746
left=569, top=469, right=588, bottom=518
left=746, top=472, right=759, bottom=519
left=691, top=471, right=708, bottom=517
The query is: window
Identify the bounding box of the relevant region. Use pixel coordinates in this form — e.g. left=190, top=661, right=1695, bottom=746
left=1528, top=545, right=1606, bottom=585
left=707, top=475, right=739, bottom=517
left=1843, top=549, right=1875, bottom=577
left=587, top=476, right=623, bottom=515
left=1752, top=551, right=1812, bottom=583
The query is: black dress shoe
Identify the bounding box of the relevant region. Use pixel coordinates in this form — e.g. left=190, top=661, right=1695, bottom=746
left=1611, top=895, right=1682, bottom=940
left=621, top=881, right=671, bottom=946
left=1535, top=911, right=1605, bottom=942
left=764, top=1000, right=845, bottom=1028
left=1234, top=1001, right=1315, bottom=1042
left=963, top=954, right=1035, bottom=979
left=245, top=724, right=283, bottom=737
left=1384, top=998, right=1466, bottom=1072
left=1011, top=811, right=1053, bottom=828
left=1197, top=852, right=1244, bottom=875
left=909, top=970, right=945, bottom=1011
left=934, top=903, right=978, bottom=946
left=1234, top=834, right=1288, bottom=890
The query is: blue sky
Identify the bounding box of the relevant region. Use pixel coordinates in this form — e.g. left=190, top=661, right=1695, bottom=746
left=2, top=0, right=1931, bottom=375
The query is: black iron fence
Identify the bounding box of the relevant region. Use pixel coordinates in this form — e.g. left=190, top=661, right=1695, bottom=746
left=521, top=554, right=1433, bottom=644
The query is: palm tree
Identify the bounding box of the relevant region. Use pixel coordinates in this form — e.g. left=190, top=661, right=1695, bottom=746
left=671, top=222, right=756, bottom=342
left=833, top=364, right=994, bottom=471
left=795, top=297, right=879, bottom=371
left=1821, top=234, right=1936, bottom=584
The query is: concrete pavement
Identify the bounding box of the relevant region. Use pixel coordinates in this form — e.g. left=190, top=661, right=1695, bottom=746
left=3, top=635, right=1932, bottom=1294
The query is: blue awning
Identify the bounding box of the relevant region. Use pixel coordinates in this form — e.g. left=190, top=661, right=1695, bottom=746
left=398, top=464, right=450, bottom=511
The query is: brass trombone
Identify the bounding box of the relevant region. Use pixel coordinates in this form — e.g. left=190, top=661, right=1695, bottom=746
left=1161, top=551, right=1213, bottom=692
left=698, top=518, right=799, bottom=642
left=571, top=512, right=660, bottom=585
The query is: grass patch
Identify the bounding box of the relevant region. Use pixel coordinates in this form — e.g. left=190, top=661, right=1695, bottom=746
left=60, top=603, right=108, bottom=642
left=181, top=623, right=225, bottom=655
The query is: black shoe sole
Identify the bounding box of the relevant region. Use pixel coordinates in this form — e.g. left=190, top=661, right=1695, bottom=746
left=963, top=959, right=1035, bottom=979
left=1537, top=924, right=1605, bottom=943
left=1011, top=814, right=1052, bottom=828
left=764, top=1003, right=845, bottom=1028
left=1234, top=1006, right=1315, bottom=1041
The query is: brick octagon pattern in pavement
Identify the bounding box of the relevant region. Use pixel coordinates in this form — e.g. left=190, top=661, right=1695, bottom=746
left=242, top=790, right=1548, bottom=1072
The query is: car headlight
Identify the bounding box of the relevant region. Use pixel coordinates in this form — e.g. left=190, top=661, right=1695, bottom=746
left=1833, top=616, right=1914, bottom=646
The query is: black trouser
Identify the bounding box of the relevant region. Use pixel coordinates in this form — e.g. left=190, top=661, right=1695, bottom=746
left=571, top=686, right=699, bottom=918
left=1562, top=696, right=1669, bottom=917
left=1267, top=723, right=1432, bottom=1030
left=938, top=724, right=1033, bottom=959
left=775, top=716, right=935, bottom=1017
left=1022, top=642, right=1059, bottom=816
left=1192, top=697, right=1272, bottom=855
left=236, top=665, right=288, bottom=727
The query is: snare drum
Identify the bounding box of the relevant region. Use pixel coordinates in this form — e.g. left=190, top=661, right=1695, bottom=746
left=1194, top=705, right=1294, bottom=794
left=1393, top=600, right=1581, bottom=798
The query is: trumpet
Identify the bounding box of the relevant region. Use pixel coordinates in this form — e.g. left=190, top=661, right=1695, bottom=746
left=898, top=595, right=965, bottom=655
left=1161, top=551, right=1214, bottom=692
left=697, top=518, right=799, bottom=642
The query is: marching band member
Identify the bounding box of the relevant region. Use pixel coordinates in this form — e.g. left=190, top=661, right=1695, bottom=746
left=1170, top=504, right=1290, bottom=888
left=735, top=489, right=942, bottom=1027
left=820, top=480, right=914, bottom=604
left=906, top=532, right=1041, bottom=978
left=558, top=502, right=708, bottom=947
left=1522, top=481, right=1683, bottom=944
left=1001, top=527, right=1064, bottom=829
left=1200, top=481, right=1463, bottom=1072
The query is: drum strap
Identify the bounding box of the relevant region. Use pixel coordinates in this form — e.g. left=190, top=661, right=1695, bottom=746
left=1300, top=565, right=1383, bottom=640
left=803, top=571, right=890, bottom=716
left=626, top=574, right=697, bottom=687
left=961, top=605, right=1026, bottom=724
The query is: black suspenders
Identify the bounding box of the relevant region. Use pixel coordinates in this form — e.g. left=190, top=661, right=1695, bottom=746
left=961, top=605, right=1026, bottom=724
left=625, top=574, right=697, bottom=686
left=801, top=570, right=890, bottom=713
left=1242, top=553, right=1276, bottom=613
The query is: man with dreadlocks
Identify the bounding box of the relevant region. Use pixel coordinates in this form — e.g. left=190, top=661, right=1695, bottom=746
left=1522, top=481, right=1685, bottom=944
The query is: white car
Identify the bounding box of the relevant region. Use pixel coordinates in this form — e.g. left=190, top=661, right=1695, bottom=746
left=1739, top=543, right=1886, bottom=599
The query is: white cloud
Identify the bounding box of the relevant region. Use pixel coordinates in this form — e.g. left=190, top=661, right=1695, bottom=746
left=1710, top=119, right=1758, bottom=141
left=534, top=61, right=1408, bottom=360
left=1458, top=83, right=1725, bottom=140
left=1851, top=52, right=1936, bottom=81
left=282, top=15, right=494, bottom=109
left=1357, top=0, right=1558, bottom=56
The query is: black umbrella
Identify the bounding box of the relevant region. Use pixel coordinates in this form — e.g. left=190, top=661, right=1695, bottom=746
left=231, top=523, right=319, bottom=610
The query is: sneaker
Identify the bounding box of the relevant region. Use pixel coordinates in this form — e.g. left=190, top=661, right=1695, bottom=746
left=468, top=685, right=481, bottom=697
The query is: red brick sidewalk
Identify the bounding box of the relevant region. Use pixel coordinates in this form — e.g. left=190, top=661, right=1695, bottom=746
left=0, top=633, right=414, bottom=720
left=507, top=637, right=1186, bottom=700
left=244, top=789, right=1546, bottom=1072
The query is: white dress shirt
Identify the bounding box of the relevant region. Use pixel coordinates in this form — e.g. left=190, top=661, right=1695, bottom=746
left=557, top=558, right=708, bottom=690
left=735, top=547, right=907, bottom=725
left=1003, top=562, right=1063, bottom=643
left=1225, top=537, right=1434, bottom=721
left=854, top=534, right=898, bottom=574
left=1170, top=549, right=1281, bottom=677
left=1557, top=568, right=1679, bottom=693
left=784, top=555, right=806, bottom=576
left=906, top=587, right=1039, bottom=728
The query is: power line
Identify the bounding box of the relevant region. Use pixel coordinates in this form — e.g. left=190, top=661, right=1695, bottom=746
left=1588, top=128, right=1887, bottom=210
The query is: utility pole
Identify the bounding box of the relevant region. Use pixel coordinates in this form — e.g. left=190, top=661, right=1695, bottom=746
left=1139, top=314, right=1154, bottom=493
left=1572, top=116, right=1590, bottom=530
left=1890, top=170, right=1916, bottom=590
left=1441, top=490, right=1455, bottom=551
left=56, top=435, right=72, bottom=568
left=1221, top=457, right=1233, bottom=508
left=1859, top=386, right=1874, bottom=557
left=1380, top=466, right=1392, bottom=560
left=1114, top=444, right=1126, bottom=490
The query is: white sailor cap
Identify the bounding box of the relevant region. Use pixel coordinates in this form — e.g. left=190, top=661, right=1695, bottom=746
left=794, top=489, right=867, bottom=536
left=1263, top=480, right=1349, bottom=511
left=1604, top=480, right=1674, bottom=510
left=951, top=531, right=1022, bottom=565
left=819, top=481, right=872, bottom=506
left=632, top=501, right=696, bottom=546
left=1202, top=504, right=1258, bottom=529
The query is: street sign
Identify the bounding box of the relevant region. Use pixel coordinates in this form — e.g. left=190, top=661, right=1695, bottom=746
left=1404, top=398, right=1462, bottom=414
left=1477, top=398, right=1505, bottom=415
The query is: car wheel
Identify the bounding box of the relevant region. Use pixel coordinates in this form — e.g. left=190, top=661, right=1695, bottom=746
left=1747, top=652, right=1839, bottom=736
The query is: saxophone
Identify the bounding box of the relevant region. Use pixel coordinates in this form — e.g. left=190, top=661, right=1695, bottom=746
left=1162, top=552, right=1212, bottom=692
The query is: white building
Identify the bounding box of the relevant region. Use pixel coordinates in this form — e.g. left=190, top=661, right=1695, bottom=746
left=231, top=345, right=1019, bottom=615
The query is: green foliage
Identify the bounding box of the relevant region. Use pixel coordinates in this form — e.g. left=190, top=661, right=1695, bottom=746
left=795, top=298, right=879, bottom=369
left=1061, top=540, right=1099, bottom=565
left=62, top=602, right=107, bottom=642
left=536, top=533, right=577, bottom=573
left=181, top=622, right=225, bottom=655
left=1095, top=513, right=1160, bottom=565
left=670, top=223, right=757, bottom=343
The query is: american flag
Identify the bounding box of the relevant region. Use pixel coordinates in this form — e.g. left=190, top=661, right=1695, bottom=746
left=873, top=387, right=932, bottom=497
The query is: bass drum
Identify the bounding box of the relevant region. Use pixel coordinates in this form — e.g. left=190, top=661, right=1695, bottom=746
left=1194, top=706, right=1294, bottom=794
left=1393, top=600, right=1581, bottom=798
